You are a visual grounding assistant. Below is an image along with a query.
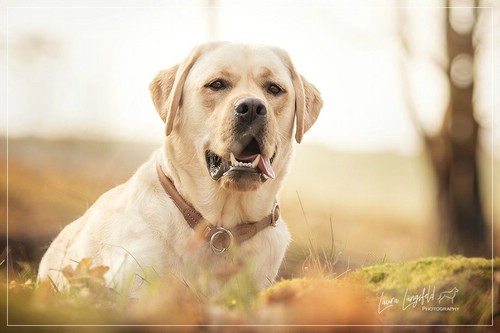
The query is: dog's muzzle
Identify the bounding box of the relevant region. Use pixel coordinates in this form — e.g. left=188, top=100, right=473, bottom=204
left=205, top=97, right=276, bottom=182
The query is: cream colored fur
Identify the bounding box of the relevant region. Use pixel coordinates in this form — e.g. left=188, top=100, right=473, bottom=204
left=38, top=42, right=323, bottom=296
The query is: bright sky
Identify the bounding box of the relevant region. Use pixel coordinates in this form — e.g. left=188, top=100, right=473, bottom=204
left=1, top=0, right=498, bottom=154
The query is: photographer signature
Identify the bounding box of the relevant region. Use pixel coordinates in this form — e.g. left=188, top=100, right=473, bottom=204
left=378, top=286, right=459, bottom=314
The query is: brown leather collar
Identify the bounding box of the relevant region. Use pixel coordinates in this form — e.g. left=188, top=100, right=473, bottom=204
left=156, top=161, right=280, bottom=254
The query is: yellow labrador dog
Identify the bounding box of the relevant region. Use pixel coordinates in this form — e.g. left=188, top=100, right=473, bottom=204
left=38, top=42, right=322, bottom=295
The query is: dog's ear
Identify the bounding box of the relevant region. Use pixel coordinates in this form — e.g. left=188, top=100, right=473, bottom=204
left=149, top=46, right=203, bottom=136
left=274, top=47, right=323, bottom=143
left=150, top=65, right=179, bottom=123
left=292, top=74, right=323, bottom=144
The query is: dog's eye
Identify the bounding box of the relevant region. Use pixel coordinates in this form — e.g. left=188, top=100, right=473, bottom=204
left=206, top=79, right=228, bottom=91
left=266, top=83, right=284, bottom=96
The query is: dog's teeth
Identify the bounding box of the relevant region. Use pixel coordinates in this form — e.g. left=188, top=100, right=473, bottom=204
left=251, top=155, right=261, bottom=168
left=230, top=152, right=238, bottom=166
left=230, top=152, right=259, bottom=168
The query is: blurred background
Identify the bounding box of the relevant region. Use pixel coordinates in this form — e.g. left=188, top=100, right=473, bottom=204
left=1, top=0, right=499, bottom=278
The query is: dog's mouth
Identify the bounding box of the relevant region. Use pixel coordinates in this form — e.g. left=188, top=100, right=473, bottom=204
left=205, top=135, right=275, bottom=182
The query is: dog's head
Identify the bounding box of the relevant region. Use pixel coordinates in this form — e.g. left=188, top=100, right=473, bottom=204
left=150, top=42, right=322, bottom=192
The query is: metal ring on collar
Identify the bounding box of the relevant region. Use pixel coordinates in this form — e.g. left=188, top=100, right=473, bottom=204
left=209, top=227, right=234, bottom=254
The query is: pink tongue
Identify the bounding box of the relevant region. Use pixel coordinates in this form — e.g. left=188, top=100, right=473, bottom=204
left=235, top=153, right=275, bottom=179
left=258, top=156, right=275, bottom=179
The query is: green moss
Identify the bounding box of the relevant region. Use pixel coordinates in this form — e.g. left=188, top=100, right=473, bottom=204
left=369, top=271, right=387, bottom=283
left=349, top=256, right=499, bottom=325
left=352, top=256, right=498, bottom=291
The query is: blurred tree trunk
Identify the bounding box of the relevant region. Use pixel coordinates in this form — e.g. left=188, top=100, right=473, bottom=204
left=424, top=2, right=488, bottom=257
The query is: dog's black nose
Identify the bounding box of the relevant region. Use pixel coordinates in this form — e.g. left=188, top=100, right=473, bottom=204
left=234, top=98, right=267, bottom=123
